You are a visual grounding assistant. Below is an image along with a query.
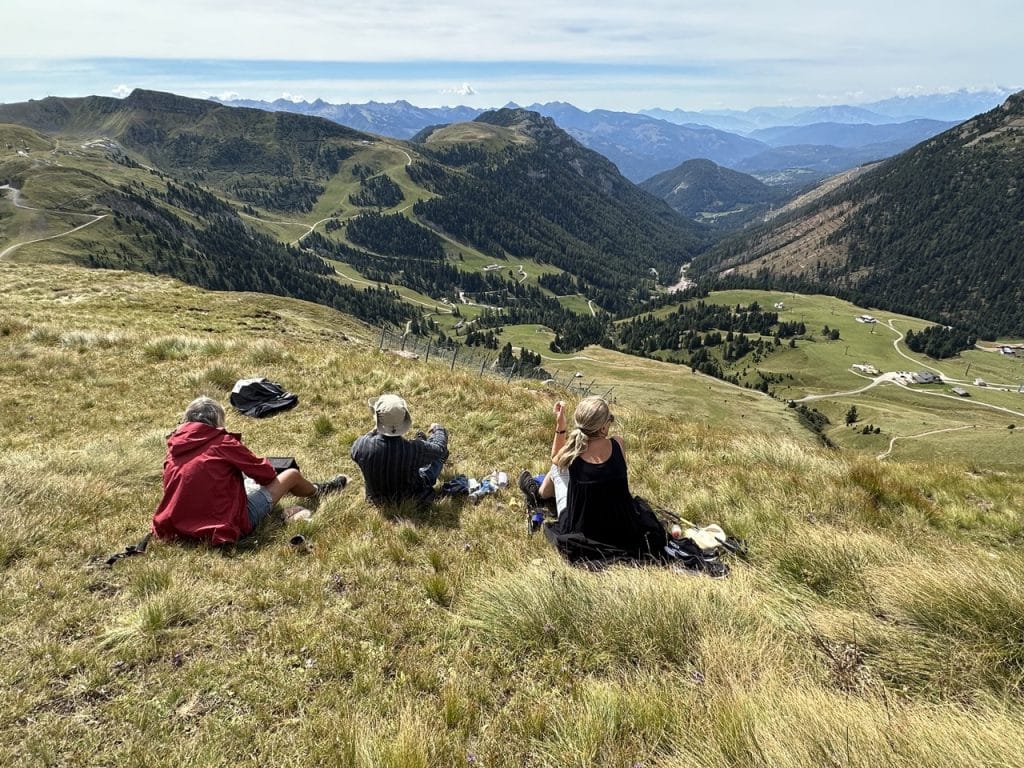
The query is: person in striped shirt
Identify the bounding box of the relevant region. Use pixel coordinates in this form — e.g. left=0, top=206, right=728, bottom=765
left=350, top=394, right=449, bottom=507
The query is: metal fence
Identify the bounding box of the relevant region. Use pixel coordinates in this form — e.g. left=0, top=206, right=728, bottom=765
left=376, top=326, right=615, bottom=400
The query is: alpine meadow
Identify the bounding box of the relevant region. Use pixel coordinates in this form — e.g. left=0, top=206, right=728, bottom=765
left=2, top=82, right=1024, bottom=768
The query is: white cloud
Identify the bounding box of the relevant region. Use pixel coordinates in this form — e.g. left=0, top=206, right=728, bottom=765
left=441, top=83, right=476, bottom=97
left=2, top=1, right=1022, bottom=110
left=112, top=84, right=132, bottom=98
left=280, top=92, right=307, bottom=103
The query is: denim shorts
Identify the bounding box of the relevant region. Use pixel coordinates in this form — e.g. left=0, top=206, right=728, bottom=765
left=246, top=487, right=274, bottom=529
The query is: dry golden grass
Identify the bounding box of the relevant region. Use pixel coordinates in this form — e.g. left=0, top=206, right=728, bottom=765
left=3, top=262, right=1024, bottom=767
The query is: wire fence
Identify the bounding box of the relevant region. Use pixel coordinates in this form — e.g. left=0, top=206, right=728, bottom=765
left=376, top=326, right=615, bottom=400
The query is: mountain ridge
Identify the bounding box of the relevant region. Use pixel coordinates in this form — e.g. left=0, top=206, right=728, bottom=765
left=212, top=94, right=984, bottom=183
left=692, top=90, right=1024, bottom=337
left=0, top=90, right=706, bottom=350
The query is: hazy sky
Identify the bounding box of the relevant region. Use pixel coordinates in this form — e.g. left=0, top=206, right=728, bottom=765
left=2, top=0, right=1020, bottom=110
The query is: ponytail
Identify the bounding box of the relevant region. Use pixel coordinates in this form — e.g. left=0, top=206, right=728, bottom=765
left=553, top=428, right=589, bottom=469
left=552, top=396, right=612, bottom=469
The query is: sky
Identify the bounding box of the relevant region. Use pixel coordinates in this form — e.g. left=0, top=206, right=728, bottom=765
left=2, top=0, right=1020, bottom=112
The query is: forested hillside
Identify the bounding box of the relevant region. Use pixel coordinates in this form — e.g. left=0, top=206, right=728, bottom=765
left=0, top=91, right=711, bottom=349
left=411, top=108, right=709, bottom=314
left=640, top=159, right=783, bottom=229
left=693, top=91, right=1024, bottom=338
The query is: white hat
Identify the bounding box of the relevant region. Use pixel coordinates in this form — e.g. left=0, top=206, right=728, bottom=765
left=684, top=524, right=726, bottom=551
left=368, top=394, right=412, bottom=437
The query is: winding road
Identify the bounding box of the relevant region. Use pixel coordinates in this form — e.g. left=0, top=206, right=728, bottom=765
left=0, top=185, right=107, bottom=260
left=788, top=316, right=1024, bottom=458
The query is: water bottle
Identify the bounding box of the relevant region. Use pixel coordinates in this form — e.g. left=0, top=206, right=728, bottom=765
left=469, top=478, right=493, bottom=504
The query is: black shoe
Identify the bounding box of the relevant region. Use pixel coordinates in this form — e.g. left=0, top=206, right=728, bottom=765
left=314, top=474, right=348, bottom=497
left=518, top=470, right=541, bottom=509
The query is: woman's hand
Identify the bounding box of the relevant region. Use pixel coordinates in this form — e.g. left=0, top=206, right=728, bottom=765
left=553, top=401, right=566, bottom=428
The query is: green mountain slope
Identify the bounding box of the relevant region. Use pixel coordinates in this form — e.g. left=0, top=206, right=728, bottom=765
left=0, top=91, right=709, bottom=347
left=692, top=91, right=1024, bottom=337
left=410, top=108, right=710, bottom=312
left=640, top=158, right=784, bottom=229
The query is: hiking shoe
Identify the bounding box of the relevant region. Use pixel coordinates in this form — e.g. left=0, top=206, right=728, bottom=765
left=518, top=469, right=541, bottom=509
left=314, top=474, right=348, bottom=498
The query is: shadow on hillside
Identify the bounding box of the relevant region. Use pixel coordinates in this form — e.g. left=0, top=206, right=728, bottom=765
left=376, top=497, right=464, bottom=529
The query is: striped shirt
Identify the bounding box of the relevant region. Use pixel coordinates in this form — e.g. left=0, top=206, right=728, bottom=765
left=350, top=427, right=449, bottom=505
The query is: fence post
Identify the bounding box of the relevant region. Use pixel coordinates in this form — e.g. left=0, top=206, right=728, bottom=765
left=480, top=357, right=487, bottom=377
left=450, top=345, right=458, bottom=372
left=400, top=333, right=407, bottom=352
left=506, top=362, right=517, bottom=383
left=379, top=326, right=387, bottom=351
left=582, top=378, right=596, bottom=396
left=424, top=340, right=431, bottom=363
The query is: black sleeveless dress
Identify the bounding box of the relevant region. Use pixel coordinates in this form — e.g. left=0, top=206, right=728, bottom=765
left=547, top=440, right=654, bottom=559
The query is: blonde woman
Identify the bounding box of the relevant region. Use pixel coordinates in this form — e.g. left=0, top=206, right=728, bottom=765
left=545, top=397, right=661, bottom=561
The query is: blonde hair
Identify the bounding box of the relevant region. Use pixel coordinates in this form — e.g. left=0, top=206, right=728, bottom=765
left=553, top=396, right=612, bottom=469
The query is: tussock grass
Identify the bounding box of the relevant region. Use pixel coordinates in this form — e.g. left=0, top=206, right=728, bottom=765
left=143, top=335, right=228, bottom=361
left=187, top=363, right=240, bottom=391
left=312, top=414, right=336, bottom=438
left=3, top=263, right=1024, bottom=766
left=868, top=553, right=1024, bottom=696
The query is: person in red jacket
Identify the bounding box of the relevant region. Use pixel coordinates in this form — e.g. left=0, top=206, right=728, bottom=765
left=152, top=396, right=347, bottom=544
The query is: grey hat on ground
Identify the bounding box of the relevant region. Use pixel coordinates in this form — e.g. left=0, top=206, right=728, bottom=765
left=368, top=394, right=413, bottom=437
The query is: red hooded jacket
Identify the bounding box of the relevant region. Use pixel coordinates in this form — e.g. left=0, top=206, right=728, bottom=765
left=151, top=422, right=277, bottom=544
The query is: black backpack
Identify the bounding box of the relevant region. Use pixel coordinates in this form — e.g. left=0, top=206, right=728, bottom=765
left=229, top=378, right=299, bottom=418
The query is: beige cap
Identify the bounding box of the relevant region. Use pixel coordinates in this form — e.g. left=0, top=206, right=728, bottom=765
left=684, top=524, right=726, bottom=551
left=368, top=394, right=413, bottom=437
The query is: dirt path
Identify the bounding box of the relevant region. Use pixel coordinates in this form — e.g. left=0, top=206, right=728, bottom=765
left=0, top=185, right=107, bottom=260
left=794, top=372, right=905, bottom=402
left=877, top=425, right=977, bottom=460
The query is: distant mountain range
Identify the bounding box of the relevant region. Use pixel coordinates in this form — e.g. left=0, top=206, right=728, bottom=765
left=214, top=91, right=1009, bottom=185
left=691, top=90, right=1024, bottom=337
left=641, top=89, right=1017, bottom=131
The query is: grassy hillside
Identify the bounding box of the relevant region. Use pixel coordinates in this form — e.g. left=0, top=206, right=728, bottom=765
left=4, top=262, right=1024, bottom=767
left=0, top=91, right=707, bottom=341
